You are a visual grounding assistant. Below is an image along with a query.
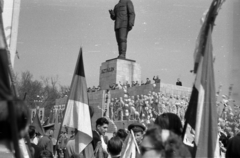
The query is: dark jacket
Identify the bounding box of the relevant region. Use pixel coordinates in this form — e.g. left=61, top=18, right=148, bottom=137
left=37, top=135, right=53, bottom=154
left=92, top=130, right=108, bottom=150
left=110, top=0, right=135, bottom=30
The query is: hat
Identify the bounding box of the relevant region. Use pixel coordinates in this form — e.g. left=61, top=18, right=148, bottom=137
left=43, top=123, right=54, bottom=131
left=128, top=123, right=145, bottom=133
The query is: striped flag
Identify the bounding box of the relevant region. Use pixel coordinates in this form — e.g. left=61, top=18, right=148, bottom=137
left=121, top=130, right=139, bottom=158
left=183, top=0, right=225, bottom=157
left=62, top=48, right=92, bottom=153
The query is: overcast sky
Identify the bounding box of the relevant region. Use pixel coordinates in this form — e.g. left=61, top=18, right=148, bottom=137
left=14, top=0, right=235, bottom=94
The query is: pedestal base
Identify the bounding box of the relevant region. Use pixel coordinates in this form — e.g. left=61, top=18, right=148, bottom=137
left=99, top=58, right=141, bottom=90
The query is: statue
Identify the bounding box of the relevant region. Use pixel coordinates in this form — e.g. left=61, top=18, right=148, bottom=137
left=109, top=0, right=135, bottom=59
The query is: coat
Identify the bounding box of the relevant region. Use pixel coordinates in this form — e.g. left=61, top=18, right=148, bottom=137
left=110, top=0, right=135, bottom=30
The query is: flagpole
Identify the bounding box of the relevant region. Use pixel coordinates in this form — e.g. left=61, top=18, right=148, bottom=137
left=9, top=0, right=21, bottom=68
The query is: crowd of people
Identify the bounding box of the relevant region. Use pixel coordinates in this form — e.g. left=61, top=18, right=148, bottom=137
left=88, top=76, right=162, bottom=92
left=0, top=95, right=240, bottom=158
left=107, top=91, right=189, bottom=124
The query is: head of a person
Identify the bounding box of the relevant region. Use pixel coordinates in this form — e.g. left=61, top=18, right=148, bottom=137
left=0, top=99, right=30, bottom=140
left=107, top=136, right=123, bottom=157
left=226, top=133, right=240, bottom=158
left=141, top=126, right=191, bottom=158
left=28, top=125, right=36, bottom=140
left=44, top=124, right=54, bottom=137
left=128, top=123, right=145, bottom=145
left=116, top=129, right=128, bottom=142
left=39, top=149, right=53, bottom=158
left=96, top=117, right=109, bottom=135
left=154, top=113, right=183, bottom=136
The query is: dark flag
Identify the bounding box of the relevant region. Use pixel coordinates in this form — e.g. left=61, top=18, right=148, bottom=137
left=32, top=112, right=45, bottom=135
left=183, top=0, right=225, bottom=157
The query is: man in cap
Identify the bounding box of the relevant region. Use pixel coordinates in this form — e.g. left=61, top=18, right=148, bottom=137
left=128, top=123, right=145, bottom=158
left=128, top=123, right=145, bottom=146
left=37, top=123, right=54, bottom=154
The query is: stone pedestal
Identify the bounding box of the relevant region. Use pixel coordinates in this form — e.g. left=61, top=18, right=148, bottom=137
left=99, top=58, right=141, bottom=90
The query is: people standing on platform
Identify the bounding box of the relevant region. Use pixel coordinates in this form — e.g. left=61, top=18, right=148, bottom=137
left=176, top=78, right=182, bottom=86
left=153, top=75, right=161, bottom=83
left=145, top=78, right=151, bottom=85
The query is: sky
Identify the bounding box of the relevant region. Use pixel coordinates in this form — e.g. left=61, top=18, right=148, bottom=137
left=14, top=0, right=235, bottom=94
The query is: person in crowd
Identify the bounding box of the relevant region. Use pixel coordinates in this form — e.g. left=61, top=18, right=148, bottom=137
left=65, top=129, right=81, bottom=158
left=28, top=125, right=41, bottom=158
left=135, top=81, right=140, bottom=86
left=140, top=126, right=191, bottom=158
left=97, top=85, right=101, bottom=91
left=128, top=123, right=145, bottom=146
left=92, top=86, right=96, bottom=92
left=92, top=117, right=109, bottom=150
left=0, top=99, right=31, bottom=157
left=154, top=113, right=193, bottom=157
left=126, top=81, right=131, bottom=88
left=57, top=128, right=69, bottom=158
left=116, top=129, right=128, bottom=142
left=107, top=137, right=123, bottom=158
left=114, top=83, right=119, bottom=90
left=87, top=87, right=92, bottom=92
left=141, top=81, right=145, bottom=86
left=132, top=81, right=135, bottom=87
left=119, top=81, right=126, bottom=89
left=176, top=78, right=182, bottom=86
left=65, top=106, right=95, bottom=158
left=155, top=113, right=183, bottom=136
left=145, top=78, right=151, bottom=85
left=109, top=83, right=115, bottom=90
left=39, top=149, right=54, bottom=158
left=37, top=123, right=54, bottom=155
left=226, top=132, right=240, bottom=158
left=153, top=75, right=161, bottom=83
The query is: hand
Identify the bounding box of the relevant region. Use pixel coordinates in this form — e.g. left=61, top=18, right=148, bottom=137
left=128, top=26, right=132, bottom=31
left=109, top=9, right=113, bottom=14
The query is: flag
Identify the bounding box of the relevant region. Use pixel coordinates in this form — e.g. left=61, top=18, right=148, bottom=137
left=32, top=111, right=45, bottom=135
left=183, top=0, right=225, bottom=157
left=62, top=48, right=92, bottom=153
left=121, top=130, right=139, bottom=158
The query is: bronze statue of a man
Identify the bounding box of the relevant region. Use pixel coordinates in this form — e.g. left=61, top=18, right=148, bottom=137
left=109, top=0, right=135, bottom=59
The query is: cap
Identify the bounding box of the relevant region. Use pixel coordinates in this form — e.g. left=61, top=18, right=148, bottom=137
left=128, top=123, right=145, bottom=133
left=43, top=123, right=54, bottom=131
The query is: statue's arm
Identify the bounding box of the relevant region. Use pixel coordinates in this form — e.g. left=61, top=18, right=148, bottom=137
left=127, top=1, right=135, bottom=28
left=109, top=9, right=116, bottom=20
